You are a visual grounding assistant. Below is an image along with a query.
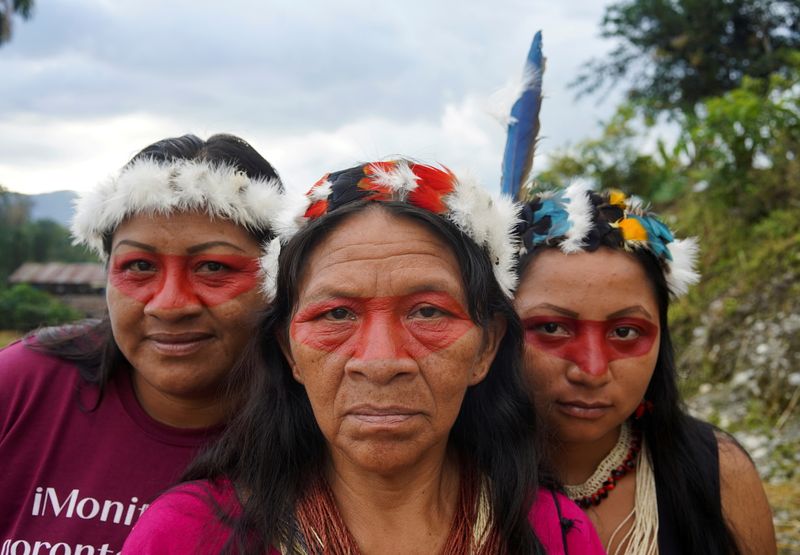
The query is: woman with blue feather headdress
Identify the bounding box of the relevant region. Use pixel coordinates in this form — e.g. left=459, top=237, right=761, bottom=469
left=503, top=31, right=777, bottom=555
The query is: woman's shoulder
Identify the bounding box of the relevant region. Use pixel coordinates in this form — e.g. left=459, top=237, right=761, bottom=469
left=0, top=338, right=78, bottom=395
left=528, top=487, right=606, bottom=554
left=122, top=480, right=240, bottom=554
left=715, top=432, right=777, bottom=554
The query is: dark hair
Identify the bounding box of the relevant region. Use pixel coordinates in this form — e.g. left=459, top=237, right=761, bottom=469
left=633, top=250, right=741, bottom=555
left=184, top=201, right=545, bottom=554
left=28, top=133, right=282, bottom=407
left=518, top=196, right=741, bottom=554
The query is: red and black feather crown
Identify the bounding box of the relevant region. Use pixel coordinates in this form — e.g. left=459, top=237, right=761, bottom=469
left=262, top=159, right=521, bottom=299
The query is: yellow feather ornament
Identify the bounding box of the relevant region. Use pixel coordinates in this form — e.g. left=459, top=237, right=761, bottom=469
left=617, top=217, right=649, bottom=242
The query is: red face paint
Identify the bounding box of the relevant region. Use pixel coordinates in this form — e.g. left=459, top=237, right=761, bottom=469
left=290, top=292, right=474, bottom=360
left=109, top=251, right=260, bottom=308
left=523, top=316, right=658, bottom=376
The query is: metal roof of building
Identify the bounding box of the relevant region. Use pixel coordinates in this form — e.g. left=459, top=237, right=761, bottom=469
left=9, top=262, right=106, bottom=287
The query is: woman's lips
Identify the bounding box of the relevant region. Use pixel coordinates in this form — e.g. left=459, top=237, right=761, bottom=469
left=146, top=332, right=214, bottom=356
left=351, top=414, right=416, bottom=425
left=556, top=400, right=612, bottom=420
left=347, top=406, right=421, bottom=426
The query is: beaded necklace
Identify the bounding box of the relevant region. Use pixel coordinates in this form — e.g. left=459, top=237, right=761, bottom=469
left=288, top=463, right=501, bottom=554
left=564, top=421, right=641, bottom=508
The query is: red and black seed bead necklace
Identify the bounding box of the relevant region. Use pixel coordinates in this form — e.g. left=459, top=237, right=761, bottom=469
left=564, top=421, right=642, bottom=509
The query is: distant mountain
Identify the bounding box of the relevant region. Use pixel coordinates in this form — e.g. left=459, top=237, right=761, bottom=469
left=11, top=191, right=78, bottom=228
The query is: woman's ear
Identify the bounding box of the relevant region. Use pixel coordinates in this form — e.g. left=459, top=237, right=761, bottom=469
left=275, top=329, right=303, bottom=384
left=468, top=314, right=507, bottom=385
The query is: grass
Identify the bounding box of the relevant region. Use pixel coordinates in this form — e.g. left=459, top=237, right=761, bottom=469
left=0, top=330, right=22, bottom=348
left=765, top=480, right=800, bottom=554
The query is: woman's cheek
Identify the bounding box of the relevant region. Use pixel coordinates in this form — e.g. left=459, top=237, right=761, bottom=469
left=108, top=267, right=162, bottom=304
left=290, top=320, right=355, bottom=354
left=190, top=255, right=261, bottom=305
left=405, top=318, right=474, bottom=354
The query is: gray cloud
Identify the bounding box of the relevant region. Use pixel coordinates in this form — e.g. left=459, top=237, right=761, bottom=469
left=1, top=0, right=623, bottom=194
left=3, top=0, right=614, bottom=124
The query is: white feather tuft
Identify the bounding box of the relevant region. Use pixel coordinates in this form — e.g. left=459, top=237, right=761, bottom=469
left=666, top=237, right=701, bottom=297
left=560, top=181, right=593, bottom=253
left=445, top=173, right=521, bottom=297
left=244, top=177, right=287, bottom=231
left=307, top=180, right=332, bottom=202
left=626, top=194, right=647, bottom=214
left=259, top=236, right=282, bottom=301
left=274, top=189, right=314, bottom=242
left=369, top=160, right=419, bottom=198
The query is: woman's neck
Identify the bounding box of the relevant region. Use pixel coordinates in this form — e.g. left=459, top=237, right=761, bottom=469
left=325, top=447, right=460, bottom=554
left=131, top=371, right=227, bottom=428
left=555, top=425, right=623, bottom=485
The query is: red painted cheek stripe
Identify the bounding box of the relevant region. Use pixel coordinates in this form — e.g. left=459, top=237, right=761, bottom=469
left=290, top=292, right=474, bottom=360
left=109, top=252, right=260, bottom=308
left=523, top=316, right=658, bottom=376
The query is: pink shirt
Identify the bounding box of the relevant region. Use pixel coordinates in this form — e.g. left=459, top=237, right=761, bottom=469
left=0, top=341, right=222, bottom=554
left=123, top=480, right=606, bottom=553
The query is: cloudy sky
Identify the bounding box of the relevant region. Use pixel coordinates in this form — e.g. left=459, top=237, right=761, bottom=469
left=1, top=0, right=624, bottom=196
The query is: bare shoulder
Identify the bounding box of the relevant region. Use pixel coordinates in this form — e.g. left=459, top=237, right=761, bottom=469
left=715, top=432, right=777, bottom=555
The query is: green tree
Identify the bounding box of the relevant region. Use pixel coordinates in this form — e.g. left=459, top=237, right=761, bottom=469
left=534, top=104, right=688, bottom=203
left=678, top=52, right=800, bottom=218
left=537, top=55, right=799, bottom=218
left=0, top=186, right=33, bottom=283
left=573, top=0, right=800, bottom=117
left=0, top=0, right=33, bottom=45
left=0, top=186, right=98, bottom=284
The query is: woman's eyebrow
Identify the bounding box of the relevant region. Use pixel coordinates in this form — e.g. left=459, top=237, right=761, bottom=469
left=606, top=305, right=654, bottom=320
left=530, top=303, right=579, bottom=318
left=112, top=239, right=155, bottom=253
left=186, top=241, right=246, bottom=254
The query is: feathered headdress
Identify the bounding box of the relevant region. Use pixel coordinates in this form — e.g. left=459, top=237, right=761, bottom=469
left=517, top=186, right=700, bottom=297
left=500, top=32, right=699, bottom=297
left=262, top=160, right=520, bottom=298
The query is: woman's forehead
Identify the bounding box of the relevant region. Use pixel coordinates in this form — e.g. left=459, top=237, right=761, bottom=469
left=516, top=247, right=658, bottom=316
left=110, top=211, right=260, bottom=252
left=297, top=209, right=466, bottom=301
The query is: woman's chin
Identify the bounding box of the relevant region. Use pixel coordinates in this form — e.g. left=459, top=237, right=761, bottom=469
left=548, top=415, right=621, bottom=447
left=334, top=437, right=439, bottom=476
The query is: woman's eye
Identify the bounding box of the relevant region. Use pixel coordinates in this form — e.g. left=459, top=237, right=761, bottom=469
left=611, top=326, right=640, bottom=340
left=197, top=261, right=227, bottom=273
left=127, top=260, right=155, bottom=272
left=535, top=322, right=569, bottom=336
left=412, top=306, right=445, bottom=319
left=326, top=307, right=354, bottom=321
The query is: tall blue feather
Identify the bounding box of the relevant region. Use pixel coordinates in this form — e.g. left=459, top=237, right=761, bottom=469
left=500, top=31, right=544, bottom=200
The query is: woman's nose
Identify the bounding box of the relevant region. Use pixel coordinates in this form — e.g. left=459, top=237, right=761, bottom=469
left=565, top=329, right=611, bottom=381
left=346, top=314, right=417, bottom=383
left=143, top=266, right=202, bottom=319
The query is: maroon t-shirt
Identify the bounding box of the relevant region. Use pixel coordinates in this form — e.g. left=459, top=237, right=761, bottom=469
left=0, top=340, right=222, bottom=554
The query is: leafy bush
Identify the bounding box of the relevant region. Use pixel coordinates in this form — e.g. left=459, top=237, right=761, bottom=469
left=0, top=284, right=82, bottom=332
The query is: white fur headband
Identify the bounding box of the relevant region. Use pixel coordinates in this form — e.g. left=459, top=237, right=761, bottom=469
left=71, top=158, right=285, bottom=260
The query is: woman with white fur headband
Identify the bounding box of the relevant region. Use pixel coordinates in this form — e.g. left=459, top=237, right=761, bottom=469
left=0, top=134, right=285, bottom=553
